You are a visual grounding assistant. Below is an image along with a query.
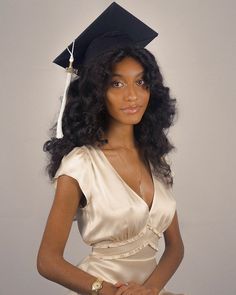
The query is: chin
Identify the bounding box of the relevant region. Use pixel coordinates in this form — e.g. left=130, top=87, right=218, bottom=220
left=121, top=115, right=144, bottom=125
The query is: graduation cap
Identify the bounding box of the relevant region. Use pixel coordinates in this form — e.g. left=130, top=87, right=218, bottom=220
left=54, top=2, right=158, bottom=138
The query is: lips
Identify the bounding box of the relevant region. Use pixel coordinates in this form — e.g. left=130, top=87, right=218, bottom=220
left=120, top=105, right=141, bottom=114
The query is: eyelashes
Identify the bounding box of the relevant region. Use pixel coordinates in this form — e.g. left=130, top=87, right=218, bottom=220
left=110, top=81, right=123, bottom=87
left=110, top=79, right=148, bottom=88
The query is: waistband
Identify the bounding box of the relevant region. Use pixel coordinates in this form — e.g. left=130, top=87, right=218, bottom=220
left=91, top=224, right=162, bottom=259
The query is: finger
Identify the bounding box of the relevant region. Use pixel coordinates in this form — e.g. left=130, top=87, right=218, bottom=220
left=125, top=285, right=149, bottom=295
left=122, top=285, right=146, bottom=295
left=127, top=281, right=137, bottom=286
left=115, top=285, right=130, bottom=295
left=115, top=281, right=127, bottom=288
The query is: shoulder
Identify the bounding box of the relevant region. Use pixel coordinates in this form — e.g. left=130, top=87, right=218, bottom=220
left=63, top=145, right=89, bottom=159
left=54, top=145, right=92, bottom=180
left=60, top=145, right=91, bottom=166
left=53, top=145, right=93, bottom=203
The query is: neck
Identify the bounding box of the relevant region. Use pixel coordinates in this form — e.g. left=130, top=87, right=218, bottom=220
left=103, top=123, right=137, bottom=149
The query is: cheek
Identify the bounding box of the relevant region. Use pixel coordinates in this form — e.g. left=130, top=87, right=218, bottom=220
left=140, top=90, right=150, bottom=107
left=104, top=93, right=120, bottom=115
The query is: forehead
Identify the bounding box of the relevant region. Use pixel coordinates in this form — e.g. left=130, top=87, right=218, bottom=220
left=111, top=57, right=144, bottom=74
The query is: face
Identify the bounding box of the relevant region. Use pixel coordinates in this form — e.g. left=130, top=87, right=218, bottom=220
left=105, top=56, right=150, bottom=127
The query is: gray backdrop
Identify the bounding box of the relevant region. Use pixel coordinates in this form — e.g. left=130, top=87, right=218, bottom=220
left=0, top=0, right=235, bottom=294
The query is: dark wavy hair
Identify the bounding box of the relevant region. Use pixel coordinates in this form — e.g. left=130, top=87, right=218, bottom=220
left=43, top=45, right=177, bottom=186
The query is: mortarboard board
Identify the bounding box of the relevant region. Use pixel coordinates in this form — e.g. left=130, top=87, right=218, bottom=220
left=53, top=2, right=158, bottom=69
left=54, top=2, right=158, bottom=138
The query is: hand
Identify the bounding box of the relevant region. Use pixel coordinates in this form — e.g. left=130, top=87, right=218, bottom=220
left=114, top=281, right=160, bottom=295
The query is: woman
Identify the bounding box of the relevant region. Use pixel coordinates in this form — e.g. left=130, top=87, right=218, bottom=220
left=37, top=3, right=185, bottom=295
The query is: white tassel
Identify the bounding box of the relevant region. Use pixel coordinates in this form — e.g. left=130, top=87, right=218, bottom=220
left=56, top=41, right=75, bottom=139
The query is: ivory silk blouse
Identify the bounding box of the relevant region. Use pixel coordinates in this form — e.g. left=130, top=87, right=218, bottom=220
left=54, top=145, right=184, bottom=295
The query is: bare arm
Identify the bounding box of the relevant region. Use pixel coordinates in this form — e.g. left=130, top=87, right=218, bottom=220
left=142, top=211, right=184, bottom=292
left=37, top=175, right=116, bottom=295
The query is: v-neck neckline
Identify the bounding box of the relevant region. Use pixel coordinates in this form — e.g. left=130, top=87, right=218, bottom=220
left=91, top=145, right=156, bottom=213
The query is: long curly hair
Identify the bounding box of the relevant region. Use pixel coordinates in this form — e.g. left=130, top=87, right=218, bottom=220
left=43, top=45, right=177, bottom=186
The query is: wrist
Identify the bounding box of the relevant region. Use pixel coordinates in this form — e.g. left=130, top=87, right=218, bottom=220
left=143, top=284, right=161, bottom=295
left=149, top=287, right=161, bottom=295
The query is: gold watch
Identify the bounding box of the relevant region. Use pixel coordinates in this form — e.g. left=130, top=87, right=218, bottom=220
left=91, top=277, right=104, bottom=295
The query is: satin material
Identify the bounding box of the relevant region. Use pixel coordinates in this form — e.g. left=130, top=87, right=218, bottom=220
left=54, top=145, right=185, bottom=295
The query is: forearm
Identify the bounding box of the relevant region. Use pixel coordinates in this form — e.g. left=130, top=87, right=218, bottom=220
left=143, top=244, right=184, bottom=291
left=37, top=255, right=116, bottom=295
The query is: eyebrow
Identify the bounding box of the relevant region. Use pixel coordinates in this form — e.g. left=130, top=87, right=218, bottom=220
left=111, top=71, right=144, bottom=78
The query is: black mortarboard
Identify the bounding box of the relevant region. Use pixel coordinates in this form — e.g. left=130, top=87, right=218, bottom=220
left=54, top=2, right=158, bottom=138
left=53, top=2, right=158, bottom=69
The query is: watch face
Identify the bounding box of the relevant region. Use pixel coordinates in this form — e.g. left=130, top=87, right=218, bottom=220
left=94, top=282, right=101, bottom=288
left=92, top=280, right=103, bottom=291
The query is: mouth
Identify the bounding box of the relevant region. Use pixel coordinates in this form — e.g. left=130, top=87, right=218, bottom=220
left=120, top=106, right=141, bottom=114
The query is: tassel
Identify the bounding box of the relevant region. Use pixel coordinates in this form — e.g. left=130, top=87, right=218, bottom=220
left=56, top=41, right=75, bottom=138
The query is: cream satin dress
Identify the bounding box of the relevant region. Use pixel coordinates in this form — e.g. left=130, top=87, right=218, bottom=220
left=54, top=145, right=185, bottom=295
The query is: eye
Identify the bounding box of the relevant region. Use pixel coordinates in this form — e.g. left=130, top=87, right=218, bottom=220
left=110, top=80, right=124, bottom=88
left=136, top=79, right=145, bottom=86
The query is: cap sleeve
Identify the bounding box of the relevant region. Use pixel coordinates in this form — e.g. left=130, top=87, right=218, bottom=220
left=53, top=146, right=92, bottom=205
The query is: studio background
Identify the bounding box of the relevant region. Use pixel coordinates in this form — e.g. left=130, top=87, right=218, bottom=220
left=0, top=1, right=235, bottom=294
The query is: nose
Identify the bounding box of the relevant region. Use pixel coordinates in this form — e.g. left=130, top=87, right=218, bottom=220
left=125, top=84, right=137, bottom=101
